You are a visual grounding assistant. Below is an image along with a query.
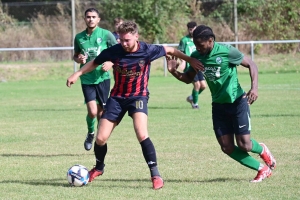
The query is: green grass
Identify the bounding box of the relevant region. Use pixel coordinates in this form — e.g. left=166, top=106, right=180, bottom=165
left=0, top=63, right=300, bottom=199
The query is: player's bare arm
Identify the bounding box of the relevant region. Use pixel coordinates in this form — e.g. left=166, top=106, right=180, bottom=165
left=240, top=56, right=258, bottom=104
left=164, top=46, right=204, bottom=72
left=66, top=60, right=99, bottom=87
left=166, top=56, right=196, bottom=84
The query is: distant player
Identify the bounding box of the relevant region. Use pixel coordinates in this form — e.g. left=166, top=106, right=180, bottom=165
left=73, top=8, right=117, bottom=151
left=166, top=25, right=276, bottom=182
left=67, top=21, right=204, bottom=189
left=112, top=17, right=124, bottom=43
left=178, top=21, right=206, bottom=109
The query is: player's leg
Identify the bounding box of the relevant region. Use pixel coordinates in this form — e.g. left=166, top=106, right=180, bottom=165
left=129, top=97, right=163, bottom=189
left=213, top=99, right=270, bottom=182
left=187, top=72, right=206, bottom=109
left=81, top=84, right=98, bottom=151
left=95, top=79, right=110, bottom=127
left=198, top=72, right=206, bottom=97
left=186, top=80, right=200, bottom=109
left=89, top=97, right=123, bottom=182
left=89, top=118, right=117, bottom=182
left=234, top=95, right=276, bottom=182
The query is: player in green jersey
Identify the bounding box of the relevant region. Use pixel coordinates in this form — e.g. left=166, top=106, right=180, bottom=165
left=166, top=25, right=276, bottom=182
left=178, top=22, right=206, bottom=109
left=73, top=8, right=117, bottom=151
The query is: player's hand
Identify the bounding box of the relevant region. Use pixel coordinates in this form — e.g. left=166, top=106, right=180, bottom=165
left=189, top=58, right=204, bottom=72
left=245, top=88, right=258, bottom=105
left=78, top=53, right=87, bottom=64
left=66, top=72, right=80, bottom=88
left=102, top=61, right=114, bottom=72
left=166, top=56, right=179, bottom=73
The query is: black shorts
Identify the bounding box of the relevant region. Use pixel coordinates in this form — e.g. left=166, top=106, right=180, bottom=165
left=101, top=96, right=148, bottom=123
left=212, top=94, right=251, bottom=138
left=193, top=71, right=205, bottom=82
left=81, top=79, right=110, bottom=108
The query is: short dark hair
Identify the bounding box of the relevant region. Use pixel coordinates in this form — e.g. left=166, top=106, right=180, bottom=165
left=187, top=21, right=197, bottom=28
left=193, top=25, right=215, bottom=41
left=84, top=8, right=100, bottom=17
left=118, top=21, right=138, bottom=34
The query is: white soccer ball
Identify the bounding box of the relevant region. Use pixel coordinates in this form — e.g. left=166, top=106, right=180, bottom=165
left=67, top=164, right=90, bottom=187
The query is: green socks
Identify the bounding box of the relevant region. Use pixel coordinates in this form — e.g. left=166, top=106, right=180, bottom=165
left=229, top=146, right=260, bottom=171
left=191, top=89, right=204, bottom=104
left=86, top=115, right=96, bottom=133
left=250, top=138, right=263, bottom=154
left=192, top=89, right=199, bottom=104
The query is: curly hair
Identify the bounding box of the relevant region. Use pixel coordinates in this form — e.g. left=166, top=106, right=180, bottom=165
left=118, top=21, right=138, bottom=34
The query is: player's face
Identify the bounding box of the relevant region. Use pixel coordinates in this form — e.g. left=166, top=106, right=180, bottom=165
left=114, top=21, right=123, bottom=32
left=188, top=27, right=196, bottom=37
left=84, top=11, right=100, bottom=29
left=119, top=32, right=139, bottom=52
left=194, top=37, right=214, bottom=55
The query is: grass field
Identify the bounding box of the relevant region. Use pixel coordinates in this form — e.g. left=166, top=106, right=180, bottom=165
left=0, top=58, right=300, bottom=199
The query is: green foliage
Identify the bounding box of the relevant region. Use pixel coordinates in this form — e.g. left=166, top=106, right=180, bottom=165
left=208, top=0, right=300, bottom=52
left=99, top=0, right=190, bottom=43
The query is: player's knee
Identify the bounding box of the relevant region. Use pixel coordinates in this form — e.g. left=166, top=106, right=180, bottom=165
left=200, top=82, right=207, bottom=90
left=220, top=145, right=234, bottom=155
left=88, top=112, right=97, bottom=119
left=200, top=85, right=206, bottom=90
left=237, top=143, right=252, bottom=152
left=236, top=138, right=252, bottom=152
left=95, top=137, right=107, bottom=146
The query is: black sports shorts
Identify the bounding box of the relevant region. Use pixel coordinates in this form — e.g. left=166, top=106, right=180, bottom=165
left=212, top=93, right=251, bottom=138
left=81, top=79, right=110, bottom=108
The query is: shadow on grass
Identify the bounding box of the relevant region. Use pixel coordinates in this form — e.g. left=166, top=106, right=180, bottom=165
left=0, top=179, right=70, bottom=187
left=0, top=153, right=88, bottom=157
left=253, top=113, right=300, bottom=117
left=0, top=177, right=242, bottom=188
left=148, top=106, right=186, bottom=109
left=20, top=108, right=79, bottom=112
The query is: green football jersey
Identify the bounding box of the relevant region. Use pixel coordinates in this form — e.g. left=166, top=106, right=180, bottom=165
left=190, top=42, right=245, bottom=103
left=178, top=35, right=196, bottom=71
left=74, top=27, right=117, bottom=84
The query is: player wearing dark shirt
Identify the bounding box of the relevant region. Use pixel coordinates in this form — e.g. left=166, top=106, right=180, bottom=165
left=66, top=21, right=204, bottom=190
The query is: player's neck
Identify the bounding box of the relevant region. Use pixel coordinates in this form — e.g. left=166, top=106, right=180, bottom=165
left=86, top=26, right=97, bottom=35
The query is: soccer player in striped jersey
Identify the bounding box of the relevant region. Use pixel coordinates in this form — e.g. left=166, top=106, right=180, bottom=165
left=66, top=21, right=203, bottom=189
left=166, top=25, right=276, bottom=183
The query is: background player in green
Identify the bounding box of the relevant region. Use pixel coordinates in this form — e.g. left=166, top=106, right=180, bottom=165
left=166, top=25, right=276, bottom=182
left=73, top=8, right=117, bottom=151
left=178, top=21, right=206, bottom=109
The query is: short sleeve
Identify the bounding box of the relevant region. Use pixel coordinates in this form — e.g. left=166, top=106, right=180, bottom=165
left=106, top=32, right=118, bottom=47
left=74, top=37, right=80, bottom=53
left=94, top=48, right=110, bottom=65
left=147, top=44, right=166, bottom=62
left=228, top=46, right=244, bottom=65
left=178, top=38, right=185, bottom=53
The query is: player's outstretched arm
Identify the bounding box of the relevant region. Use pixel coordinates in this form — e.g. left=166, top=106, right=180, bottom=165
left=240, top=56, right=258, bottom=105
left=166, top=56, right=196, bottom=84
left=66, top=60, right=99, bottom=87
left=164, top=46, right=204, bottom=72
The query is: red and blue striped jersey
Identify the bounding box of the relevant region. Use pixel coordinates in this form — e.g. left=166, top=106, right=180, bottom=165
left=94, top=41, right=166, bottom=97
